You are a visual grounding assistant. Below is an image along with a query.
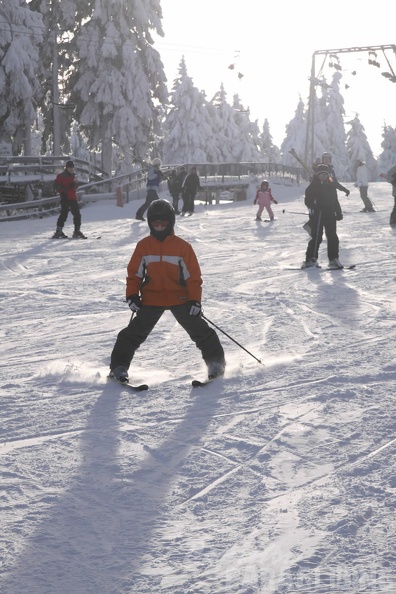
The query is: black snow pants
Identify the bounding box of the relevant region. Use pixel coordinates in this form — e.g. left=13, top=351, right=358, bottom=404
left=305, top=209, right=339, bottom=262
left=110, top=303, right=225, bottom=371
left=56, top=196, right=81, bottom=231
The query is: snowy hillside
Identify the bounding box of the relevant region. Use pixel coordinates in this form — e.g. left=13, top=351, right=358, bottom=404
left=1, top=180, right=396, bottom=594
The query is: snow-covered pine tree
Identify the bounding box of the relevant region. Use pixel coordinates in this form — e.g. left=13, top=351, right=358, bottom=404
left=29, top=0, right=81, bottom=155
left=231, top=95, right=262, bottom=162
left=346, top=115, right=378, bottom=181
left=311, top=86, right=329, bottom=164
left=70, top=0, right=168, bottom=173
left=260, top=119, right=280, bottom=164
left=0, top=0, right=44, bottom=154
left=162, top=57, right=219, bottom=164
left=323, top=72, right=349, bottom=180
left=279, top=97, right=306, bottom=167
left=209, top=84, right=245, bottom=163
left=377, top=125, right=396, bottom=177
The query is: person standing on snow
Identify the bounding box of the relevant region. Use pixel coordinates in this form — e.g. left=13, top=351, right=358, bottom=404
left=135, top=158, right=168, bottom=221
left=355, top=159, right=375, bottom=212
left=302, top=164, right=344, bottom=269
left=181, top=167, right=202, bottom=215
left=383, top=165, right=396, bottom=225
left=321, top=152, right=350, bottom=198
left=167, top=169, right=184, bottom=214
left=254, top=180, right=278, bottom=221
left=109, top=199, right=226, bottom=383
left=52, top=160, right=86, bottom=239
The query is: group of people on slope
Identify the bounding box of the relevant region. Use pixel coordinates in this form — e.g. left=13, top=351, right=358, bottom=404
left=135, top=160, right=202, bottom=221
left=52, top=158, right=226, bottom=385
left=49, top=152, right=396, bottom=384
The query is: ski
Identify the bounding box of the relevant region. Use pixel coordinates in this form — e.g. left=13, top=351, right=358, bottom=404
left=68, top=236, right=101, bottom=240
left=264, top=218, right=276, bottom=222
left=192, top=377, right=223, bottom=388
left=51, top=236, right=101, bottom=240
left=325, top=264, right=356, bottom=271
left=108, top=376, right=148, bottom=391
left=286, top=264, right=356, bottom=271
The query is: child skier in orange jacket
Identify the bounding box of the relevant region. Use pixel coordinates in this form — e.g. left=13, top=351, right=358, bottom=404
left=110, top=199, right=225, bottom=383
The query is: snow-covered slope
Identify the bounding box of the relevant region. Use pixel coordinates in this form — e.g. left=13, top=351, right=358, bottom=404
left=1, top=181, right=396, bottom=593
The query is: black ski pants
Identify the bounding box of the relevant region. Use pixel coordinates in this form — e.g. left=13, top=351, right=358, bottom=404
left=110, top=303, right=225, bottom=371
left=305, top=209, right=339, bottom=262
left=358, top=186, right=374, bottom=210
left=170, top=191, right=181, bottom=212
left=390, top=196, right=396, bottom=224
left=182, top=191, right=196, bottom=213
left=136, top=189, right=159, bottom=219
left=57, top=196, right=81, bottom=230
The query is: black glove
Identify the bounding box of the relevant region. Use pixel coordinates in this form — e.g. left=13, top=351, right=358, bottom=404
left=335, top=212, right=343, bottom=221
left=345, top=190, right=350, bottom=197
left=188, top=300, right=202, bottom=316
left=126, top=294, right=141, bottom=312
left=60, top=192, right=68, bottom=200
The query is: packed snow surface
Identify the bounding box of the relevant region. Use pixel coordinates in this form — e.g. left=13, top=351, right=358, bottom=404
left=1, top=180, right=396, bottom=593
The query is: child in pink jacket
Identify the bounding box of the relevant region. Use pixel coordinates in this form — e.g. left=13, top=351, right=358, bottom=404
left=254, top=180, right=278, bottom=221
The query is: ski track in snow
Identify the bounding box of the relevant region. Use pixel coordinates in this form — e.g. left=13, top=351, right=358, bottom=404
left=1, top=183, right=396, bottom=593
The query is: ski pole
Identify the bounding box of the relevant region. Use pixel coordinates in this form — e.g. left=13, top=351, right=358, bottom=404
left=282, top=209, right=310, bottom=216
left=312, top=209, right=322, bottom=258
left=202, top=314, right=264, bottom=365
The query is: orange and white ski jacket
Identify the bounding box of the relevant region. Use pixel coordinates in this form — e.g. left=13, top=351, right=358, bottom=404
left=126, top=233, right=203, bottom=307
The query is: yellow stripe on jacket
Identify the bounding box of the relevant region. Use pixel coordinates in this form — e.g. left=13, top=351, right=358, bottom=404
left=126, top=234, right=203, bottom=307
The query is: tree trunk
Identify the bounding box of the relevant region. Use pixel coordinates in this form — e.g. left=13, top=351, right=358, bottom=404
left=101, top=130, right=112, bottom=174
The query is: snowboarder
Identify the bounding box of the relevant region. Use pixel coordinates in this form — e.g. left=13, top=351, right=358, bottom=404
left=355, top=159, right=374, bottom=212
left=253, top=180, right=278, bottom=221
left=52, top=160, right=86, bottom=239
left=135, top=158, right=168, bottom=221
left=109, top=199, right=226, bottom=383
left=302, top=164, right=344, bottom=269
left=181, top=167, right=202, bottom=215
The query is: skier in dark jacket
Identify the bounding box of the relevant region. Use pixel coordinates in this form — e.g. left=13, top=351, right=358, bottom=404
left=52, top=160, right=86, bottom=239
left=167, top=169, right=184, bottom=214
left=386, top=166, right=396, bottom=225
left=135, top=158, right=168, bottom=221
left=321, top=152, right=350, bottom=197
left=302, top=164, right=344, bottom=269
left=181, top=167, right=202, bottom=215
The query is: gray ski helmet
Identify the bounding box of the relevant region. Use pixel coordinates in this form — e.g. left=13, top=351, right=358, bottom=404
left=152, top=157, right=161, bottom=167
left=322, top=152, right=332, bottom=163
left=261, top=179, right=269, bottom=188
left=147, top=199, right=175, bottom=240
left=316, top=164, right=330, bottom=175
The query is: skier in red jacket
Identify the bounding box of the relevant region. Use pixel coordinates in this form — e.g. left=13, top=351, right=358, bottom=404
left=52, top=160, right=86, bottom=239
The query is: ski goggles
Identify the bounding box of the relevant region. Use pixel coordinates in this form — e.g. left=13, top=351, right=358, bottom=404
left=150, top=219, right=169, bottom=229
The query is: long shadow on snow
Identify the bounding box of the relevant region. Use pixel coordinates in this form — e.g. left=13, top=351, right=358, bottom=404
left=2, top=381, right=224, bottom=594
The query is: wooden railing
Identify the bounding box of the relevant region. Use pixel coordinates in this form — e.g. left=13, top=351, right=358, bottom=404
left=0, top=159, right=305, bottom=221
